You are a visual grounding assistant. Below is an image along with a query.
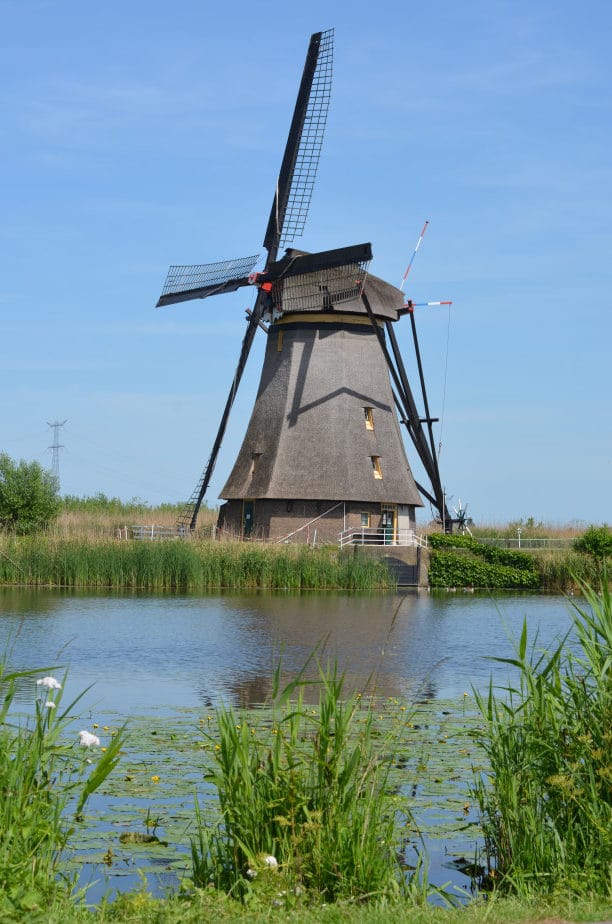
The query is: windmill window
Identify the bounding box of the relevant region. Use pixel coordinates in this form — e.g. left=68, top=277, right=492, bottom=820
left=364, top=407, right=374, bottom=430
left=360, top=512, right=371, bottom=527
left=371, top=456, right=382, bottom=479
left=251, top=452, right=262, bottom=474
left=277, top=330, right=284, bottom=352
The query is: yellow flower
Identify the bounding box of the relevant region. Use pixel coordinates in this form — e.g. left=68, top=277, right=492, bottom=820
left=101, top=747, right=107, bottom=752
left=151, top=775, right=160, bottom=783
left=92, top=723, right=99, bottom=729
left=103, top=726, right=109, bottom=731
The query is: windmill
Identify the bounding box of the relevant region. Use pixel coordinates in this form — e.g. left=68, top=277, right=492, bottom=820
left=157, top=29, right=452, bottom=540
left=452, top=500, right=471, bottom=535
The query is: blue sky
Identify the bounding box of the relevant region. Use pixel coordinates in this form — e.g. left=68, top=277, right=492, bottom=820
left=1, top=0, right=610, bottom=526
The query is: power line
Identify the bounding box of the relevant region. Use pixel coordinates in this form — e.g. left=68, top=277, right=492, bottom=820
left=47, top=419, right=67, bottom=486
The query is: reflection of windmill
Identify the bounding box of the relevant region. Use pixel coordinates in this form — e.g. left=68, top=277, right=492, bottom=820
left=157, top=30, right=452, bottom=540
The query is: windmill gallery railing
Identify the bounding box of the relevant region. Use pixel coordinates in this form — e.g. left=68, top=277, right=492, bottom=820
left=338, top=527, right=428, bottom=549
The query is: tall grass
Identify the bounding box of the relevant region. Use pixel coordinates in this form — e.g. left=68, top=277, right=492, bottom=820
left=0, top=660, right=125, bottom=917
left=51, top=496, right=217, bottom=540
left=191, top=659, right=425, bottom=907
left=472, top=569, right=612, bottom=895
left=535, top=550, right=600, bottom=592
left=470, top=521, right=584, bottom=540
left=0, top=537, right=392, bottom=591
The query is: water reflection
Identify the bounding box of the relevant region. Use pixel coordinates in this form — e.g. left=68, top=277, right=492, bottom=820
left=210, top=592, right=436, bottom=707
left=0, top=588, right=573, bottom=714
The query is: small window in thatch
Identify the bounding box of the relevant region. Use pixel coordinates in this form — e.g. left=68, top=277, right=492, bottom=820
left=360, top=512, right=371, bottom=527
left=251, top=452, right=262, bottom=474
left=364, top=407, right=374, bottom=430
left=371, top=456, right=382, bottom=479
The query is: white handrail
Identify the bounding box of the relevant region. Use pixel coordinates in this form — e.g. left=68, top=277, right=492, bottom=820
left=338, top=527, right=428, bottom=549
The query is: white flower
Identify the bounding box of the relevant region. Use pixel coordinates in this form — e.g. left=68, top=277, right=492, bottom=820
left=79, top=730, right=100, bottom=748
left=246, top=868, right=257, bottom=879
left=37, top=676, right=61, bottom=690
left=44, top=701, right=56, bottom=709
left=263, top=855, right=278, bottom=868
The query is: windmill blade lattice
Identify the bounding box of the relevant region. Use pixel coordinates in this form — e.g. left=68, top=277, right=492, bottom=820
left=264, top=29, right=334, bottom=257
left=157, top=254, right=260, bottom=307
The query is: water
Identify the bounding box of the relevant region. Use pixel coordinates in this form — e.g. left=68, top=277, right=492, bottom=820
left=0, top=588, right=575, bottom=712
left=0, top=587, right=578, bottom=903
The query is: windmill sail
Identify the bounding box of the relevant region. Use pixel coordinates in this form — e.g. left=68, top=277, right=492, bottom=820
left=166, top=32, right=335, bottom=529
left=156, top=254, right=260, bottom=307
left=263, top=29, right=334, bottom=258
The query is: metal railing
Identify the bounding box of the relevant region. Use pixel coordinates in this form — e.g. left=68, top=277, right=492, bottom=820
left=120, top=525, right=189, bottom=541
left=338, top=527, right=428, bottom=549
left=477, top=537, right=575, bottom=550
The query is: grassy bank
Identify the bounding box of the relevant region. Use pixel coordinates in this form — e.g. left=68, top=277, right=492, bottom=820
left=29, top=891, right=612, bottom=923
left=0, top=536, right=393, bottom=591
left=0, top=533, right=605, bottom=592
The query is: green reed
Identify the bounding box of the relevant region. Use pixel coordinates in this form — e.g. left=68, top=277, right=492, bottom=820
left=0, top=660, right=125, bottom=918
left=191, top=659, right=425, bottom=907
left=472, top=568, right=612, bottom=896
left=0, top=537, right=393, bottom=591
left=534, top=550, right=600, bottom=592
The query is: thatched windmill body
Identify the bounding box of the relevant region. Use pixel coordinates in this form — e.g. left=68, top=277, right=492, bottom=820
left=157, top=30, right=450, bottom=542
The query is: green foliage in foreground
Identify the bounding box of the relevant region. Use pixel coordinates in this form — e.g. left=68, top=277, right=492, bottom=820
left=30, top=891, right=612, bottom=924
left=0, top=538, right=392, bottom=590
left=0, top=453, right=60, bottom=534
left=0, top=663, right=126, bottom=919
left=192, top=660, right=422, bottom=906
left=472, top=568, right=612, bottom=896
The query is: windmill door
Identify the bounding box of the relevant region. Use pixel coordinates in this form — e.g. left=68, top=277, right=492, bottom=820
left=381, top=505, right=397, bottom=545
left=242, top=500, right=254, bottom=538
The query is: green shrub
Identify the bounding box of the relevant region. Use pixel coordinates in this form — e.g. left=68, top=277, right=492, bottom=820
left=0, top=454, right=60, bottom=534
left=574, top=524, right=612, bottom=562
left=428, top=534, right=537, bottom=571
left=429, top=551, right=539, bottom=589
left=427, top=535, right=539, bottom=589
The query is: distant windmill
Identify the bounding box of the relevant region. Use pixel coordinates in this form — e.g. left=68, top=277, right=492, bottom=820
left=157, top=29, right=452, bottom=541
left=452, top=500, right=471, bottom=535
